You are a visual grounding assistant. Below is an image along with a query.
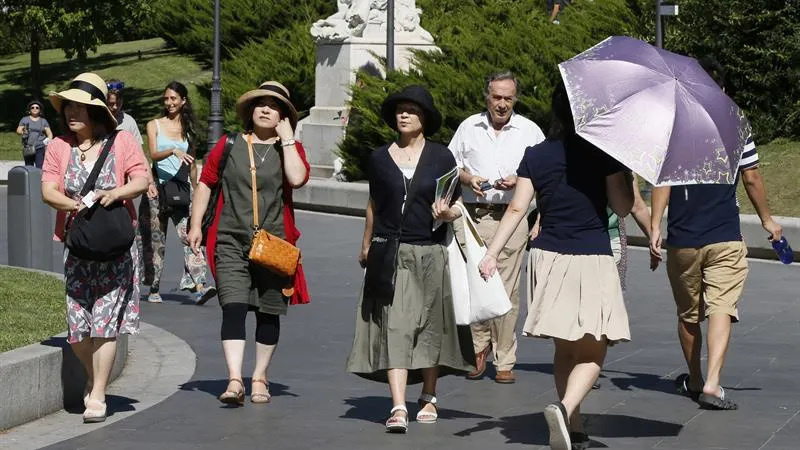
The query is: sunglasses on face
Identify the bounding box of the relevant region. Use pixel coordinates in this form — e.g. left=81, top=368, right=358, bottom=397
left=30, top=105, right=40, bottom=110
left=107, top=81, right=125, bottom=90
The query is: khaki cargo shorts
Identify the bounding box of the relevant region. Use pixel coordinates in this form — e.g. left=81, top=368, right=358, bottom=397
left=666, top=241, right=749, bottom=323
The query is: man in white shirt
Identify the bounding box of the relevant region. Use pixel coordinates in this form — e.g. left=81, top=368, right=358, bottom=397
left=449, top=72, right=546, bottom=384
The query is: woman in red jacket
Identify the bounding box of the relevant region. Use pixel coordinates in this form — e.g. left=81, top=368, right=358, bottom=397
left=187, top=81, right=310, bottom=405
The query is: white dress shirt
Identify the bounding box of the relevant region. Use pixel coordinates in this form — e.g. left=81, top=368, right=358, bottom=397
left=448, top=112, right=545, bottom=204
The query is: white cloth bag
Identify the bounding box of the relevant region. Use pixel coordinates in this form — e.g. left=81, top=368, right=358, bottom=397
left=447, top=203, right=512, bottom=325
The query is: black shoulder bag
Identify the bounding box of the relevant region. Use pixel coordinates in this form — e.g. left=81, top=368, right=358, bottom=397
left=159, top=163, right=191, bottom=210
left=201, top=133, right=238, bottom=245
left=363, top=146, right=433, bottom=302
left=65, top=131, right=136, bottom=261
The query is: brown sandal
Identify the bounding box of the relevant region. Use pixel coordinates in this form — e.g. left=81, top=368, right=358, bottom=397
left=219, top=378, right=245, bottom=405
left=251, top=378, right=271, bottom=404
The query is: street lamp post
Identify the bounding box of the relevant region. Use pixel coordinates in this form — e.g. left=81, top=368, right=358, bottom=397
left=386, top=0, right=395, bottom=71
left=655, top=0, right=663, bottom=48
left=207, top=0, right=223, bottom=153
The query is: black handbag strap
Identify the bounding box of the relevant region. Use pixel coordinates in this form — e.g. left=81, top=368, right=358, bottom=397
left=78, top=130, right=119, bottom=197
left=398, top=142, right=434, bottom=236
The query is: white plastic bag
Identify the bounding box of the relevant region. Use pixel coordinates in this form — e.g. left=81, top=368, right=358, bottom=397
left=447, top=203, right=512, bottom=325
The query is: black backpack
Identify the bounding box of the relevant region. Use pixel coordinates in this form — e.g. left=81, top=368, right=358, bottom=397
left=200, top=133, right=238, bottom=245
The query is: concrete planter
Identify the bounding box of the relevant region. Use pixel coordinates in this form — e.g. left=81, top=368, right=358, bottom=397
left=0, top=267, right=128, bottom=431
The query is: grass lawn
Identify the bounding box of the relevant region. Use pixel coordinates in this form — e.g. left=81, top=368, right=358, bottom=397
left=0, top=266, right=64, bottom=353
left=0, top=38, right=210, bottom=161
left=736, top=139, right=800, bottom=218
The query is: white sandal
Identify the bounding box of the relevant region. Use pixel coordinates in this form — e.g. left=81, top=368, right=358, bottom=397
left=416, top=393, right=438, bottom=424
left=385, top=404, right=409, bottom=433
left=83, top=399, right=107, bottom=424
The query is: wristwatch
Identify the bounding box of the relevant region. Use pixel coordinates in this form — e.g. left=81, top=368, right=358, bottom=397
left=282, top=139, right=296, bottom=147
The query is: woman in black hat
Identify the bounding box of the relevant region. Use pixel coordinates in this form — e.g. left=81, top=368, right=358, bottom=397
left=16, top=99, right=53, bottom=167
left=346, top=85, right=475, bottom=433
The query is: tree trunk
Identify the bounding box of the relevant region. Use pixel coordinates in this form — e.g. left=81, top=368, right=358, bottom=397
left=30, top=32, right=42, bottom=98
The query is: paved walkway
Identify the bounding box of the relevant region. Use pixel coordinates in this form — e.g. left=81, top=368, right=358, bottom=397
left=2, top=195, right=800, bottom=449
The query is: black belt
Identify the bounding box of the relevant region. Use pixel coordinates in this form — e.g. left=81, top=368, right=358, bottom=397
left=465, top=203, right=509, bottom=214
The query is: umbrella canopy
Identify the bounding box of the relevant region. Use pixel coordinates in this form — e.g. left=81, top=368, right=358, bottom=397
left=558, top=36, right=751, bottom=186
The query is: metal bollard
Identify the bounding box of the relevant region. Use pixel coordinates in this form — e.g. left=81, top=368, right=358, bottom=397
left=7, top=166, right=55, bottom=271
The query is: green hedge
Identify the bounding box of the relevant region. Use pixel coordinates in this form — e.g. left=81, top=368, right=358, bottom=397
left=338, top=0, right=638, bottom=180
left=661, top=0, right=800, bottom=142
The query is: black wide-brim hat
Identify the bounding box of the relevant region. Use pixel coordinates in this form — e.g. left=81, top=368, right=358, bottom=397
left=381, top=85, right=442, bottom=136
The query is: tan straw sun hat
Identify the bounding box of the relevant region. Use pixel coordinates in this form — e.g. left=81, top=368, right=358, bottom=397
left=49, top=72, right=118, bottom=128
left=235, top=81, right=298, bottom=129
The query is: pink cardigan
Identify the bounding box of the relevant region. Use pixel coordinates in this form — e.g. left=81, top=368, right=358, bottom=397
left=42, top=131, right=149, bottom=242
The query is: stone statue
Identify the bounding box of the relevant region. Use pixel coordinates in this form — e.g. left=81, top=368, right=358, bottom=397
left=311, top=0, right=434, bottom=43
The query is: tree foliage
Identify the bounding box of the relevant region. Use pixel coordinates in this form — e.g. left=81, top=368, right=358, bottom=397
left=150, top=0, right=335, bottom=63
left=663, top=0, right=800, bottom=142
left=1, top=0, right=153, bottom=95
left=221, top=22, right=318, bottom=129
left=338, top=0, right=638, bottom=180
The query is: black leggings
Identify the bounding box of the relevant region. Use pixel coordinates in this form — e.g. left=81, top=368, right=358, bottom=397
left=220, top=303, right=280, bottom=345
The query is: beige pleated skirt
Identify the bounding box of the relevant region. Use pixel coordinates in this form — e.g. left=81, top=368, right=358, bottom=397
left=523, top=248, right=630, bottom=344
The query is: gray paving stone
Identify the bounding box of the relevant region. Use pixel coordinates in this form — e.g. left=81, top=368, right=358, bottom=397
left=0, top=210, right=795, bottom=450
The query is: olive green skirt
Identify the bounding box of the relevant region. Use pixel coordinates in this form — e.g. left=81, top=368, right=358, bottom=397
left=346, top=243, right=476, bottom=384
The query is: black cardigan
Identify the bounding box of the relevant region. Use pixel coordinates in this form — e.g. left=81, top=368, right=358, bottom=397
left=368, top=141, right=460, bottom=245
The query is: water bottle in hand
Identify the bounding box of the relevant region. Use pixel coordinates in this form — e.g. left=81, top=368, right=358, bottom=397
left=772, top=236, right=793, bottom=264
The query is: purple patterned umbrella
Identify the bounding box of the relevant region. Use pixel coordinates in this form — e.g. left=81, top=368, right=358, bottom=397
left=559, top=36, right=751, bottom=185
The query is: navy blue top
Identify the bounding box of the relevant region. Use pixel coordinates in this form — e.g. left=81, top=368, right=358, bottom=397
left=518, top=139, right=626, bottom=256
left=369, top=142, right=461, bottom=245
left=666, top=135, right=759, bottom=248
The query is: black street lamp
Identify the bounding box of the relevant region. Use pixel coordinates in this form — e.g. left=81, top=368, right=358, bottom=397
left=207, top=0, right=223, bottom=153
left=386, top=0, right=395, bottom=71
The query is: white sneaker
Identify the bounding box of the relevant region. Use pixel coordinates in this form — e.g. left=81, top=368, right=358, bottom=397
left=147, top=293, right=163, bottom=303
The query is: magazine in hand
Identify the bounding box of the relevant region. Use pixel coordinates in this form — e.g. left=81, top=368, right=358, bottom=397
left=433, top=166, right=460, bottom=230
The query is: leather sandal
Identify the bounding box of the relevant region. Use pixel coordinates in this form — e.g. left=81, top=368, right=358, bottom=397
left=416, top=393, right=438, bottom=424
left=251, top=378, right=271, bottom=404
left=83, top=399, right=107, bottom=423
left=385, top=404, right=409, bottom=433
left=218, top=378, right=245, bottom=405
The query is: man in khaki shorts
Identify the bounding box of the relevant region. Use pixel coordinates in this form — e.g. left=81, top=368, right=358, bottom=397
left=649, top=57, right=783, bottom=410
left=449, top=71, right=545, bottom=384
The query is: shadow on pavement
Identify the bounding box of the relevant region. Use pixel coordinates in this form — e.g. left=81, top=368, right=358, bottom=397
left=341, top=396, right=493, bottom=424
left=178, top=379, right=297, bottom=400
left=64, top=394, right=139, bottom=416
left=456, top=411, right=681, bottom=445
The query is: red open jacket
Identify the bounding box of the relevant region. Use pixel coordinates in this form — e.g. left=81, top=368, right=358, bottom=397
left=199, top=134, right=310, bottom=305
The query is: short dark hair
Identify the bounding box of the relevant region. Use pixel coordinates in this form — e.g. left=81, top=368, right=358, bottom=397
left=698, top=56, right=726, bottom=89
left=106, top=78, right=124, bottom=104
left=59, top=100, right=115, bottom=139
left=549, top=81, right=574, bottom=139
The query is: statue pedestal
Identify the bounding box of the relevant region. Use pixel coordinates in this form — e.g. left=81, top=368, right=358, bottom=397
left=299, top=37, right=438, bottom=175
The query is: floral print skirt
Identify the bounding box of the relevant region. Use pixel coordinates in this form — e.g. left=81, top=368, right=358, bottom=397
left=64, top=242, right=141, bottom=344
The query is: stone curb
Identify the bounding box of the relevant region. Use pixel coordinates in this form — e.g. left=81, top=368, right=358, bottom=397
left=0, top=266, right=127, bottom=431
left=294, top=178, right=800, bottom=262
left=0, top=322, right=196, bottom=449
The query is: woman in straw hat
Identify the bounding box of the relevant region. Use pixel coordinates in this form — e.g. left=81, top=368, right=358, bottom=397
left=477, top=81, right=634, bottom=450
left=187, top=81, right=310, bottom=406
left=345, top=85, right=475, bottom=433
left=41, top=72, right=149, bottom=423
left=140, top=81, right=214, bottom=305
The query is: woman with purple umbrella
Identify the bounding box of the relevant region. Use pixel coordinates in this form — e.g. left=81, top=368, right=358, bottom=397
left=479, top=82, right=634, bottom=450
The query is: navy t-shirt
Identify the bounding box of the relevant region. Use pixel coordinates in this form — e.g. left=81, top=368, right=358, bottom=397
left=518, top=139, right=627, bottom=256
left=369, top=142, right=461, bottom=245
left=666, top=135, right=759, bottom=248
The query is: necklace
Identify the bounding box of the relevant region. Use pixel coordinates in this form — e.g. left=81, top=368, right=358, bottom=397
left=77, top=140, right=97, bottom=162
left=253, top=144, right=270, bottom=166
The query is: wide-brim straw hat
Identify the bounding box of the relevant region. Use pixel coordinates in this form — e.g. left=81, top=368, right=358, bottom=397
left=381, top=85, right=442, bottom=136
left=236, top=81, right=299, bottom=129
left=49, top=72, right=118, bottom=128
